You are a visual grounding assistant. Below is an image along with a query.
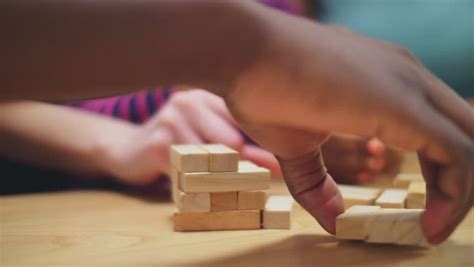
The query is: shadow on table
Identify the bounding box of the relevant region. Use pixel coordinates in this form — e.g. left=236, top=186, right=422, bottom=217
left=177, top=234, right=433, bottom=267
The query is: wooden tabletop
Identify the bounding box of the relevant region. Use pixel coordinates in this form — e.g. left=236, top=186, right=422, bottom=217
left=1, top=154, right=473, bottom=267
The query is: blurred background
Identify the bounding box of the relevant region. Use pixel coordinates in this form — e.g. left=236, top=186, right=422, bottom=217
left=314, top=0, right=473, bottom=97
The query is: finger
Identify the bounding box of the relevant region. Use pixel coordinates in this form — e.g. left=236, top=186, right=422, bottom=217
left=233, top=123, right=343, bottom=233
left=424, top=72, right=474, bottom=139
left=381, top=147, right=404, bottom=176
left=418, top=150, right=474, bottom=244
left=157, top=106, right=203, bottom=144
left=367, top=138, right=385, bottom=156
left=240, top=144, right=282, bottom=176
left=409, top=104, right=474, bottom=243
left=188, top=106, right=244, bottom=149
left=202, top=89, right=239, bottom=126
left=278, top=150, right=344, bottom=234
left=366, top=156, right=385, bottom=172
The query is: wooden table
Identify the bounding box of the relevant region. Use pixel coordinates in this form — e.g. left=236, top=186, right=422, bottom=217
left=1, top=155, right=473, bottom=267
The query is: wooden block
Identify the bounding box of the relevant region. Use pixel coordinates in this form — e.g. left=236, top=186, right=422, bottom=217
left=338, top=185, right=382, bottom=209
left=336, top=206, right=429, bottom=247
left=336, top=205, right=381, bottom=240
left=176, top=190, right=210, bottom=212
left=393, top=173, right=423, bottom=188
left=234, top=160, right=257, bottom=170
left=238, top=191, right=266, bottom=210
left=171, top=167, right=179, bottom=204
left=200, top=144, right=239, bottom=172
left=173, top=210, right=261, bottom=231
left=375, top=189, right=407, bottom=208
left=407, top=181, right=426, bottom=209
left=365, top=208, right=429, bottom=247
left=210, top=192, right=238, bottom=211
left=170, top=145, right=209, bottom=173
left=179, top=161, right=270, bottom=193
left=263, top=196, right=293, bottom=229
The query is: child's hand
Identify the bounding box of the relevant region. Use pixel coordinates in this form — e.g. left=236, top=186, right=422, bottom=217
left=104, top=90, right=281, bottom=185
left=322, top=136, right=403, bottom=184
left=225, top=13, right=474, bottom=242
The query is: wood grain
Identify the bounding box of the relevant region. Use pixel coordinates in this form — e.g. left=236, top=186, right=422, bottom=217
left=174, top=210, right=261, bottom=231
left=210, top=192, right=238, bottom=211
left=1, top=155, right=474, bottom=266
left=375, top=189, right=408, bottom=208
left=179, top=161, right=270, bottom=193
left=406, top=181, right=426, bottom=209
left=200, top=144, right=239, bottom=172
left=237, top=191, right=266, bottom=210
left=338, top=185, right=382, bottom=209
left=170, top=144, right=209, bottom=172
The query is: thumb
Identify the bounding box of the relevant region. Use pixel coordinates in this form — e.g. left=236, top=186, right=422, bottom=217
left=278, top=149, right=344, bottom=234
left=234, top=122, right=344, bottom=234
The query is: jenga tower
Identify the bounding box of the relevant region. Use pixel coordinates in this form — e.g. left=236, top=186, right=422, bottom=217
left=170, top=144, right=293, bottom=231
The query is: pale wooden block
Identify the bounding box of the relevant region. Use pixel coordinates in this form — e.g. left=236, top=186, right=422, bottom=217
left=200, top=144, right=239, bottom=172
left=365, top=208, right=429, bottom=247
left=393, top=173, right=424, bottom=188
left=237, top=160, right=259, bottom=170
left=338, top=185, right=382, bottom=209
left=336, top=207, right=429, bottom=247
left=176, top=190, right=210, bottom=212
left=407, top=181, right=426, bottom=209
left=171, top=167, right=179, bottom=204
left=179, top=161, right=270, bottom=193
left=336, top=205, right=381, bottom=240
left=263, top=196, right=293, bottom=229
left=170, top=145, right=209, bottom=173
left=210, top=192, right=238, bottom=211
left=173, top=210, right=261, bottom=231
left=238, top=191, right=266, bottom=210
left=375, top=189, right=408, bottom=208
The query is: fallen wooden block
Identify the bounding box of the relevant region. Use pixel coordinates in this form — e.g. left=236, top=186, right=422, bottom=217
left=171, top=145, right=209, bottom=173
left=200, top=144, right=239, bottom=172
left=336, top=205, right=429, bottom=247
left=336, top=205, right=381, bottom=240
left=179, top=161, right=270, bottom=193
left=238, top=191, right=266, bottom=210
left=176, top=190, right=210, bottom=212
left=263, top=196, right=293, bottom=229
left=375, top=188, right=408, bottom=208
left=338, top=185, right=382, bottom=209
left=406, top=181, right=426, bottom=209
left=365, top=208, right=428, bottom=246
left=392, top=173, right=424, bottom=188
left=210, top=192, right=238, bottom=211
left=173, top=210, right=261, bottom=231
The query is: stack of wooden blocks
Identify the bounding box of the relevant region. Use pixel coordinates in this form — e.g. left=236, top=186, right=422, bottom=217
left=170, top=144, right=293, bottom=231
left=336, top=173, right=428, bottom=246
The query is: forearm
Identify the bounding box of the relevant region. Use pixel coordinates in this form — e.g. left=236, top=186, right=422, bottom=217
left=0, top=0, right=266, bottom=101
left=0, top=101, right=138, bottom=176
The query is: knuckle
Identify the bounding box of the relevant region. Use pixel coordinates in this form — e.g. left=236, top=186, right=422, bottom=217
left=170, top=90, right=205, bottom=111
left=392, top=44, right=419, bottom=62
left=157, top=109, right=177, bottom=128
left=169, top=92, right=188, bottom=107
